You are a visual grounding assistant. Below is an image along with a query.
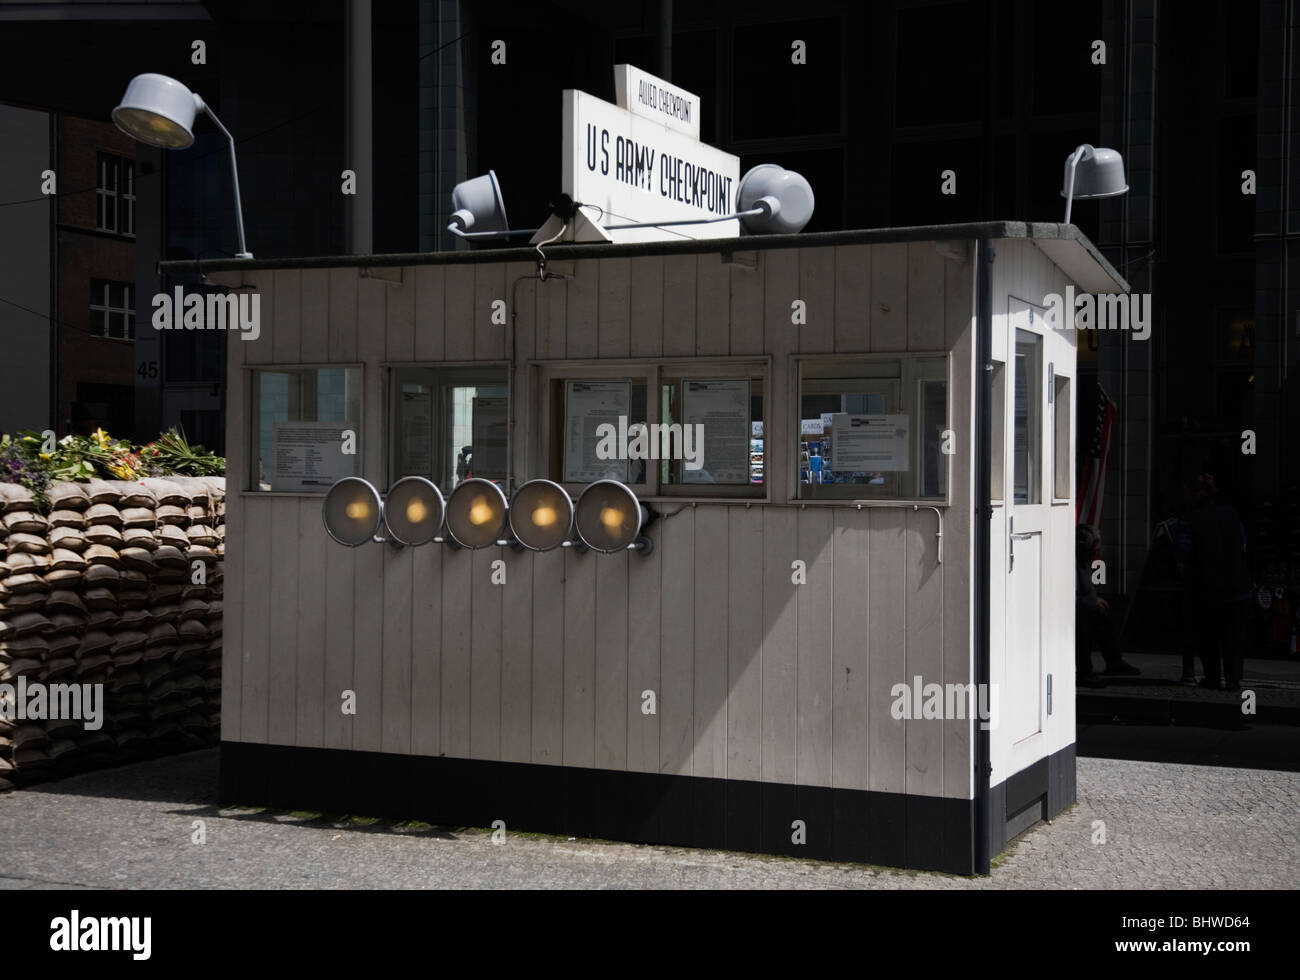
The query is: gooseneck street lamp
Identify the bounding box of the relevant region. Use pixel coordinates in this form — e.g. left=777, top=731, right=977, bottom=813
left=112, top=72, right=254, bottom=258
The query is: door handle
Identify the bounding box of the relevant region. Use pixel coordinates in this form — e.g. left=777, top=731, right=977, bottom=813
left=1008, top=517, right=1032, bottom=571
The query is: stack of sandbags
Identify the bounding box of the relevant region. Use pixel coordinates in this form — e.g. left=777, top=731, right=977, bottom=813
left=0, top=476, right=225, bottom=785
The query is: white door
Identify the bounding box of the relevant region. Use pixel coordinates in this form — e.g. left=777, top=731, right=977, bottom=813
left=1005, top=306, right=1049, bottom=755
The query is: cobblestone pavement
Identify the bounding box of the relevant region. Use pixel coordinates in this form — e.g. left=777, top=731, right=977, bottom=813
left=0, top=750, right=1295, bottom=889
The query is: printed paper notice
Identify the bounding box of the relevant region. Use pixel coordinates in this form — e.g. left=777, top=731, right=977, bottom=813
left=471, top=396, right=508, bottom=481
left=830, top=414, right=910, bottom=472
left=271, top=420, right=357, bottom=491
left=682, top=378, right=749, bottom=483
left=564, top=380, right=631, bottom=483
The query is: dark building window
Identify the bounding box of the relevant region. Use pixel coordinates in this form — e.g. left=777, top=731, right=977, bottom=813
left=164, top=327, right=225, bottom=383
left=733, top=17, right=841, bottom=139
left=89, top=279, right=134, bottom=340
left=1218, top=114, right=1256, bottom=253
left=96, top=152, right=135, bottom=237
left=1223, top=0, right=1259, bottom=100
left=894, top=3, right=983, bottom=127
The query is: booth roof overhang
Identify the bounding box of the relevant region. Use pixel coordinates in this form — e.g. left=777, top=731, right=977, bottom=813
left=157, top=220, right=1129, bottom=295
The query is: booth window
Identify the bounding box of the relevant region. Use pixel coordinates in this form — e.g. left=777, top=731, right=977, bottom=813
left=250, top=367, right=361, bottom=492
left=659, top=372, right=765, bottom=495
left=1013, top=330, right=1042, bottom=504
left=797, top=356, right=948, bottom=500
left=390, top=366, right=508, bottom=495
left=991, top=360, right=1006, bottom=502
left=1053, top=371, right=1071, bottom=500
left=550, top=376, right=649, bottom=487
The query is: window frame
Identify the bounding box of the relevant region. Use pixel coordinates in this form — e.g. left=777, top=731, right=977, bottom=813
left=792, top=352, right=953, bottom=505
left=245, top=363, right=365, bottom=495
left=384, top=361, right=511, bottom=494
left=95, top=151, right=136, bottom=238
left=89, top=279, right=135, bottom=341
left=533, top=356, right=771, bottom=502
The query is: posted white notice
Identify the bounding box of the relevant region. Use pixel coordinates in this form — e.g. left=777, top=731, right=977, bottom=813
left=565, top=380, right=631, bottom=482
left=830, top=414, right=910, bottom=471
left=271, top=420, right=357, bottom=491
left=471, top=396, right=508, bottom=481
left=682, top=378, right=749, bottom=483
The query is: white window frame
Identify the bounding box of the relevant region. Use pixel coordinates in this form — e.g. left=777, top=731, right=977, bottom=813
left=89, top=279, right=135, bottom=340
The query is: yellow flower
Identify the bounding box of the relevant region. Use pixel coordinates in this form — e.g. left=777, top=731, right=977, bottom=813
left=92, top=428, right=110, bottom=447
left=39, top=452, right=51, bottom=460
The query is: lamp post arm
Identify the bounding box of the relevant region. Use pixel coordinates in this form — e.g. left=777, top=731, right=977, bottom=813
left=195, top=95, right=253, bottom=258
left=1062, top=143, right=1093, bottom=227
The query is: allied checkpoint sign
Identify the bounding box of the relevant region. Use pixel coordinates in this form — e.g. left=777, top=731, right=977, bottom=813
left=553, top=67, right=740, bottom=244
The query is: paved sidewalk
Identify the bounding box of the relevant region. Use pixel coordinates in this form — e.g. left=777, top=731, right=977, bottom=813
left=0, top=749, right=1295, bottom=889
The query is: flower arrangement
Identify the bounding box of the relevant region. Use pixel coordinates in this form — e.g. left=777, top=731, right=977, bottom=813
left=0, top=427, right=224, bottom=510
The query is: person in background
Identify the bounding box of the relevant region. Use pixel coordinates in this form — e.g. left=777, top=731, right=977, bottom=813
left=1184, top=470, right=1252, bottom=691
left=1077, top=522, right=1140, bottom=684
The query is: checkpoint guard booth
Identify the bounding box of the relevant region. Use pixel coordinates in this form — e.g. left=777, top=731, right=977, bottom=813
left=164, top=69, right=1129, bottom=874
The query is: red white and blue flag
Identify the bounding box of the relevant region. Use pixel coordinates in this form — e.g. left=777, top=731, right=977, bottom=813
left=1078, top=384, right=1116, bottom=529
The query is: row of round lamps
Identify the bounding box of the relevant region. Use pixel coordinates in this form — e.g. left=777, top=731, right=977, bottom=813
left=323, top=476, right=654, bottom=555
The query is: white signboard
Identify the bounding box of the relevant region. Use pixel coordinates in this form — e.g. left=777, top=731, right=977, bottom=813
left=682, top=378, right=749, bottom=484
left=801, top=418, right=825, bottom=436
left=613, top=64, right=701, bottom=139
left=471, top=396, right=508, bottom=481
left=830, top=414, right=910, bottom=472
left=271, top=420, right=356, bottom=492
left=563, top=88, right=740, bottom=243
left=564, top=380, right=631, bottom=483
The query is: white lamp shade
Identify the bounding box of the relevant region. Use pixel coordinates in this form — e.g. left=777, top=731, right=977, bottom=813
left=112, top=73, right=200, bottom=149
left=449, top=171, right=509, bottom=234
left=737, top=164, right=815, bottom=234
left=1061, top=146, right=1128, bottom=200
left=322, top=477, right=383, bottom=547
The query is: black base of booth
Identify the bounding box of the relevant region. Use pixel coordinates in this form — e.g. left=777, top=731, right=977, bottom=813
left=219, top=741, right=1076, bottom=875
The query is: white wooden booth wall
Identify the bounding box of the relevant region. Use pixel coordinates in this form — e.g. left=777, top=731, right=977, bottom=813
left=222, top=241, right=979, bottom=797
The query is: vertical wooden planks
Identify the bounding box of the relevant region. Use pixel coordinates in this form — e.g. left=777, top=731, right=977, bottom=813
left=943, top=241, right=974, bottom=350
left=470, top=546, right=503, bottom=760
left=499, top=548, right=533, bottom=764
left=797, top=247, right=835, bottom=354
left=530, top=548, right=565, bottom=765
left=240, top=498, right=271, bottom=745
left=626, top=517, right=661, bottom=774
left=796, top=507, right=833, bottom=788
left=566, top=259, right=598, bottom=360
left=658, top=506, right=694, bottom=776
left=300, top=269, right=330, bottom=363
left=726, top=506, right=763, bottom=781
left=327, top=268, right=358, bottom=362
left=221, top=277, right=248, bottom=740
left=629, top=254, right=664, bottom=358
left=410, top=546, right=443, bottom=757
left=728, top=251, right=763, bottom=356
left=351, top=535, right=384, bottom=753
left=536, top=269, right=567, bottom=360
left=662, top=254, right=697, bottom=357
left=695, top=253, right=731, bottom=356
left=831, top=508, right=871, bottom=791
left=386, top=268, right=416, bottom=362
left=562, top=543, right=597, bottom=767
left=834, top=244, right=871, bottom=353
left=866, top=509, right=907, bottom=793
left=413, top=265, right=445, bottom=362
left=905, top=509, right=944, bottom=798
left=631, top=253, right=665, bottom=356
left=439, top=546, right=473, bottom=758
left=381, top=540, right=413, bottom=755
left=322, top=526, right=356, bottom=750
left=907, top=241, right=946, bottom=351
left=295, top=499, right=326, bottom=748
left=474, top=262, right=507, bottom=361
left=443, top=264, right=475, bottom=361
left=271, top=269, right=301, bottom=364
left=761, top=506, right=798, bottom=785
left=593, top=551, right=629, bottom=771
left=869, top=243, right=908, bottom=352
left=692, top=506, right=728, bottom=778
left=358, top=278, right=386, bottom=483
left=597, top=256, right=631, bottom=359
left=265, top=496, right=299, bottom=745
left=764, top=249, right=799, bottom=500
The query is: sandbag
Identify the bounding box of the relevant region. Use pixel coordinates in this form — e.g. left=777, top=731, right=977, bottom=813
left=2, top=511, right=48, bottom=534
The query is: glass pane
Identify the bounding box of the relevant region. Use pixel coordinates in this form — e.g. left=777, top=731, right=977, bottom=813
left=991, top=361, right=1006, bottom=501
left=1053, top=374, right=1071, bottom=498
left=559, top=379, right=647, bottom=485
left=1013, top=330, right=1042, bottom=504
left=253, top=367, right=362, bottom=492
left=919, top=379, right=948, bottom=498
left=660, top=377, right=762, bottom=487
left=390, top=366, right=509, bottom=494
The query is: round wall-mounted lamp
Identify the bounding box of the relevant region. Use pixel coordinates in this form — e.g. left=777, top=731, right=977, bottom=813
left=1060, top=144, right=1128, bottom=225
left=574, top=480, right=653, bottom=555
left=736, top=164, right=815, bottom=235
left=444, top=478, right=509, bottom=549
left=383, top=476, right=445, bottom=547
left=323, top=477, right=383, bottom=547
left=112, top=72, right=253, bottom=258
left=509, top=479, right=575, bottom=551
